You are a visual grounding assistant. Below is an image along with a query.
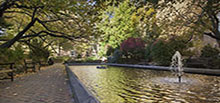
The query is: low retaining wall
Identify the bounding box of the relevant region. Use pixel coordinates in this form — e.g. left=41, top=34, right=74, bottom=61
left=65, top=64, right=99, bottom=103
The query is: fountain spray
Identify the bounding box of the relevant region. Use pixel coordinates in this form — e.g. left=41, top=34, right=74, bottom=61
left=170, top=51, right=184, bottom=83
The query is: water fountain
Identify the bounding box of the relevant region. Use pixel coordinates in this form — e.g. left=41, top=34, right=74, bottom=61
left=170, top=51, right=184, bottom=83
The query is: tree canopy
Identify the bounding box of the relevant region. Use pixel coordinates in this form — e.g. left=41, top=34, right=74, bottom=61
left=158, top=0, right=220, bottom=45
left=0, top=0, right=219, bottom=64
left=97, top=0, right=138, bottom=49
left=0, top=0, right=100, bottom=49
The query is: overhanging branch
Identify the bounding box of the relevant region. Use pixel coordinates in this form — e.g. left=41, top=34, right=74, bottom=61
left=21, top=30, right=75, bottom=41
left=204, top=32, right=220, bottom=40
left=0, top=18, right=37, bottom=48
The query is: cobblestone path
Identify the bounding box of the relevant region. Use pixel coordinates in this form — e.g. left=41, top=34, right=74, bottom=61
left=0, top=64, right=73, bottom=103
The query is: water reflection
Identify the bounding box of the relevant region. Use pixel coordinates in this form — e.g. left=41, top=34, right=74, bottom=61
left=70, top=66, right=220, bottom=103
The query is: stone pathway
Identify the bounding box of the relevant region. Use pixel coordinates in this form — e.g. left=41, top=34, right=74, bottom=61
left=0, top=64, right=73, bottom=103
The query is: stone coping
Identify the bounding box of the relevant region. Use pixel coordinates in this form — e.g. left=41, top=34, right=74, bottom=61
left=65, top=64, right=99, bottom=103
left=67, top=63, right=220, bottom=76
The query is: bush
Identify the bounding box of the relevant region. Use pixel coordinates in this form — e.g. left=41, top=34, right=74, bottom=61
left=200, top=44, right=220, bottom=69
left=107, top=49, right=122, bottom=63
left=28, top=39, right=50, bottom=62
left=106, top=46, right=114, bottom=56
left=149, top=38, right=192, bottom=66
left=149, top=40, right=174, bottom=65
left=0, top=45, right=25, bottom=63
left=0, top=45, right=25, bottom=74
left=81, top=56, right=99, bottom=62
left=120, top=37, right=145, bottom=61
left=67, top=56, right=101, bottom=63
left=52, top=56, right=71, bottom=63
left=201, top=44, right=220, bottom=58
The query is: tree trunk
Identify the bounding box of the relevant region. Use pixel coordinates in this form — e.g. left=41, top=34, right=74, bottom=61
left=58, top=43, right=61, bottom=56
left=217, top=40, right=220, bottom=48
left=204, top=32, right=220, bottom=48
left=0, top=18, right=37, bottom=48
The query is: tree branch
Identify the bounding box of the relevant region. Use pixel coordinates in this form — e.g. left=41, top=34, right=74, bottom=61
left=0, top=18, right=37, bottom=48
left=4, top=10, right=32, bottom=17
left=21, top=30, right=76, bottom=41
left=22, top=40, right=48, bottom=55
left=14, top=3, right=44, bottom=10
left=0, top=0, right=17, bottom=17
left=39, top=36, right=59, bottom=55
left=36, top=18, right=67, bottom=35
left=204, top=32, right=220, bottom=40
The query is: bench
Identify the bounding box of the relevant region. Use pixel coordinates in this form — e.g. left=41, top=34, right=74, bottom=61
left=24, top=60, right=36, bottom=72
left=0, top=63, right=15, bottom=81
left=37, top=60, right=49, bottom=71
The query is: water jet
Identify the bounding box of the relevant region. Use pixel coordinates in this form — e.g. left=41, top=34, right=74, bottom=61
left=170, top=51, right=184, bottom=83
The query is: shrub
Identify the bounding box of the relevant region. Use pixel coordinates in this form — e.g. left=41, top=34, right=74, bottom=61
left=52, top=56, right=71, bottom=63
left=150, top=40, right=174, bottom=65
left=200, top=44, right=220, bottom=69
left=28, top=39, right=50, bottom=62
left=0, top=45, right=25, bottom=63
left=0, top=45, right=25, bottom=74
left=120, top=37, right=145, bottom=61
left=201, top=44, right=220, bottom=58
left=106, top=46, right=114, bottom=56
left=107, top=49, right=122, bottom=63
left=149, top=38, right=192, bottom=66
left=79, top=56, right=100, bottom=63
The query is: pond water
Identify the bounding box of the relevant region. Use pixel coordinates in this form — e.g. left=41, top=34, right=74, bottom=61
left=69, top=66, right=220, bottom=103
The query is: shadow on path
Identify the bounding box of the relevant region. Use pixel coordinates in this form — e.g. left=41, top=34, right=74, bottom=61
left=0, top=64, right=74, bottom=103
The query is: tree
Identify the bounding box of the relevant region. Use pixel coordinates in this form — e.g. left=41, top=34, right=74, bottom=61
left=131, top=5, right=161, bottom=43
left=0, top=0, right=100, bottom=49
left=97, top=0, right=138, bottom=49
left=97, top=0, right=164, bottom=58
left=0, top=44, right=24, bottom=63
left=158, top=0, right=220, bottom=46
left=28, top=38, right=50, bottom=61
left=149, top=36, right=193, bottom=66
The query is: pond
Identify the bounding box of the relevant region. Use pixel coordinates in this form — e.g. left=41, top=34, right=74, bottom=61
left=69, top=65, right=220, bottom=103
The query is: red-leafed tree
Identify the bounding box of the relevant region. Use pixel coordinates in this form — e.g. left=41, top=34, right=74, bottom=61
left=120, top=37, right=145, bottom=61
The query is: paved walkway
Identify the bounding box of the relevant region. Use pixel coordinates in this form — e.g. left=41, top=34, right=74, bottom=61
left=0, top=64, right=74, bottom=103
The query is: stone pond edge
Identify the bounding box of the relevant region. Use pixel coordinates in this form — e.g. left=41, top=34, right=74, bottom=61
left=65, top=64, right=100, bottom=103
left=65, top=63, right=220, bottom=103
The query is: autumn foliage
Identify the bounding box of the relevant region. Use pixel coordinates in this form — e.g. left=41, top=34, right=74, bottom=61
left=120, top=37, right=145, bottom=61
left=120, top=37, right=145, bottom=52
